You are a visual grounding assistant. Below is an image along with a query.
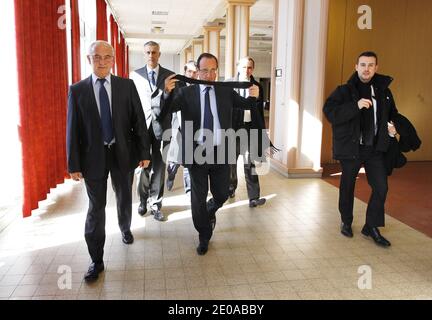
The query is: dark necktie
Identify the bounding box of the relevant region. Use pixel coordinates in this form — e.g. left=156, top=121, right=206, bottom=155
left=150, top=71, right=156, bottom=87
left=203, top=87, right=213, bottom=142
left=97, top=78, right=113, bottom=144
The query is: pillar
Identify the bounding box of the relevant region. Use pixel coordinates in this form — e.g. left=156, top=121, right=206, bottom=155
left=224, top=0, right=256, bottom=79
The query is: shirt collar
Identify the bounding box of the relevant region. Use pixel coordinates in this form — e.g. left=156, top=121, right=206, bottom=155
left=92, top=73, right=111, bottom=85
left=200, top=84, right=214, bottom=93
left=148, top=65, right=160, bottom=76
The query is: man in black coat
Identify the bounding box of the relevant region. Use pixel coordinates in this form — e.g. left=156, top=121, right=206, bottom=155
left=67, top=41, right=150, bottom=282
left=162, top=53, right=259, bottom=255
left=228, top=57, right=267, bottom=208
left=323, top=51, right=398, bottom=247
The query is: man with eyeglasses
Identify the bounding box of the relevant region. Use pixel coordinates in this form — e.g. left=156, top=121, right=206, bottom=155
left=67, top=41, right=150, bottom=282
left=130, top=41, right=175, bottom=222
left=161, top=53, right=259, bottom=255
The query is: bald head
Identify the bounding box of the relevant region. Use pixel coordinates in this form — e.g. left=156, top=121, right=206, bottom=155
left=87, top=40, right=115, bottom=78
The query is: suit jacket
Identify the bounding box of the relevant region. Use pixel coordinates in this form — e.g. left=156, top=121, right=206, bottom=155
left=230, top=74, right=265, bottom=130
left=384, top=113, right=421, bottom=176
left=227, top=75, right=272, bottom=161
left=66, top=75, right=150, bottom=180
left=160, top=84, right=257, bottom=167
left=130, top=65, right=175, bottom=140
left=167, top=80, right=187, bottom=163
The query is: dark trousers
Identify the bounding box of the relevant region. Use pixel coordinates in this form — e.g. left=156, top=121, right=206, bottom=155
left=137, top=126, right=167, bottom=210
left=229, top=124, right=260, bottom=200
left=167, top=162, right=191, bottom=193
left=189, top=163, right=230, bottom=243
left=84, top=145, right=134, bottom=264
left=339, top=145, right=388, bottom=228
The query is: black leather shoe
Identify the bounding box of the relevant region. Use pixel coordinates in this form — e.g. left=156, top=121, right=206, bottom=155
left=84, top=262, right=104, bottom=282
left=151, top=209, right=166, bottom=222
left=340, top=223, right=353, bottom=238
left=122, top=231, right=134, bottom=244
left=249, top=198, right=266, bottom=208
left=138, top=201, right=147, bottom=216
left=361, top=225, right=391, bottom=247
left=196, top=241, right=209, bottom=255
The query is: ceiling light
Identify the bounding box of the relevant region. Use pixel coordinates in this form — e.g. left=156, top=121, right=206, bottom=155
left=152, top=11, right=169, bottom=16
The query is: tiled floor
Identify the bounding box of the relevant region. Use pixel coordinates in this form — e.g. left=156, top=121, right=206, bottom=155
left=0, top=166, right=432, bottom=300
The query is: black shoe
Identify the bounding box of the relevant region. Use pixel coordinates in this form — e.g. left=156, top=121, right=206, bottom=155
left=340, top=223, right=353, bottom=238
left=166, top=176, right=175, bottom=191
left=196, top=241, right=209, bottom=255
left=122, top=231, right=134, bottom=244
left=151, top=209, right=166, bottom=222
left=361, top=225, right=391, bottom=247
left=138, top=201, right=147, bottom=216
left=249, top=198, right=266, bottom=208
left=84, top=262, right=104, bottom=282
left=228, top=190, right=235, bottom=198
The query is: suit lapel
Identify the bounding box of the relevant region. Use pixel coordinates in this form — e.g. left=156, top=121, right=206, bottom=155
left=110, top=75, right=119, bottom=135
left=87, top=76, right=101, bottom=123
left=213, top=86, right=226, bottom=129
left=141, top=66, right=149, bottom=81
left=192, top=85, right=201, bottom=133
left=156, top=66, right=168, bottom=89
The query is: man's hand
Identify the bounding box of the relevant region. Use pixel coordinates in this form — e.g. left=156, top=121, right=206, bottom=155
left=139, top=160, right=150, bottom=168
left=248, top=84, right=259, bottom=98
left=70, top=172, right=82, bottom=181
left=358, top=98, right=372, bottom=109
left=164, top=74, right=178, bottom=94
left=388, top=121, right=397, bottom=136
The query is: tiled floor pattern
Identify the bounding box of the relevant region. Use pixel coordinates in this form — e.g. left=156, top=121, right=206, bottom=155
left=0, top=167, right=431, bottom=300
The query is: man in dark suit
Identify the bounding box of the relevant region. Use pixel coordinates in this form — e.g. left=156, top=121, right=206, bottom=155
left=162, top=53, right=259, bottom=255
left=323, top=51, right=398, bottom=247
left=130, top=41, right=175, bottom=222
left=228, top=57, right=267, bottom=208
left=67, top=41, right=150, bottom=282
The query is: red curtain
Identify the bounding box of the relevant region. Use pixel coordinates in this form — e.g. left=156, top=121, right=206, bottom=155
left=117, top=33, right=125, bottom=77
left=125, top=45, right=129, bottom=78
left=70, top=0, right=81, bottom=83
left=96, top=0, right=107, bottom=41
left=109, top=14, right=117, bottom=75
left=14, top=0, right=68, bottom=217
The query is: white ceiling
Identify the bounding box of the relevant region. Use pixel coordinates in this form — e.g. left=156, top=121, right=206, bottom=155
left=108, top=0, right=274, bottom=54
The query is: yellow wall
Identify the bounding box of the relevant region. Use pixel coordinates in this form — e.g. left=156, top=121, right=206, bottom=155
left=322, top=0, right=432, bottom=163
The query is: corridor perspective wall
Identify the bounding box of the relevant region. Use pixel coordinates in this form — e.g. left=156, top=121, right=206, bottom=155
left=322, top=0, right=432, bottom=163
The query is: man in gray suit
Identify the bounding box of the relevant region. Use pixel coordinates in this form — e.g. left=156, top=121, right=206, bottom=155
left=130, top=41, right=175, bottom=221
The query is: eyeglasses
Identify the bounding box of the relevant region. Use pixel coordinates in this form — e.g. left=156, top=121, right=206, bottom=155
left=91, top=55, right=114, bottom=62
left=198, top=68, right=217, bottom=75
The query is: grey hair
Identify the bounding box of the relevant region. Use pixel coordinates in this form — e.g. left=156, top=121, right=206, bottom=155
left=184, top=60, right=197, bottom=72
left=144, top=41, right=160, bottom=49
left=87, top=40, right=115, bottom=56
